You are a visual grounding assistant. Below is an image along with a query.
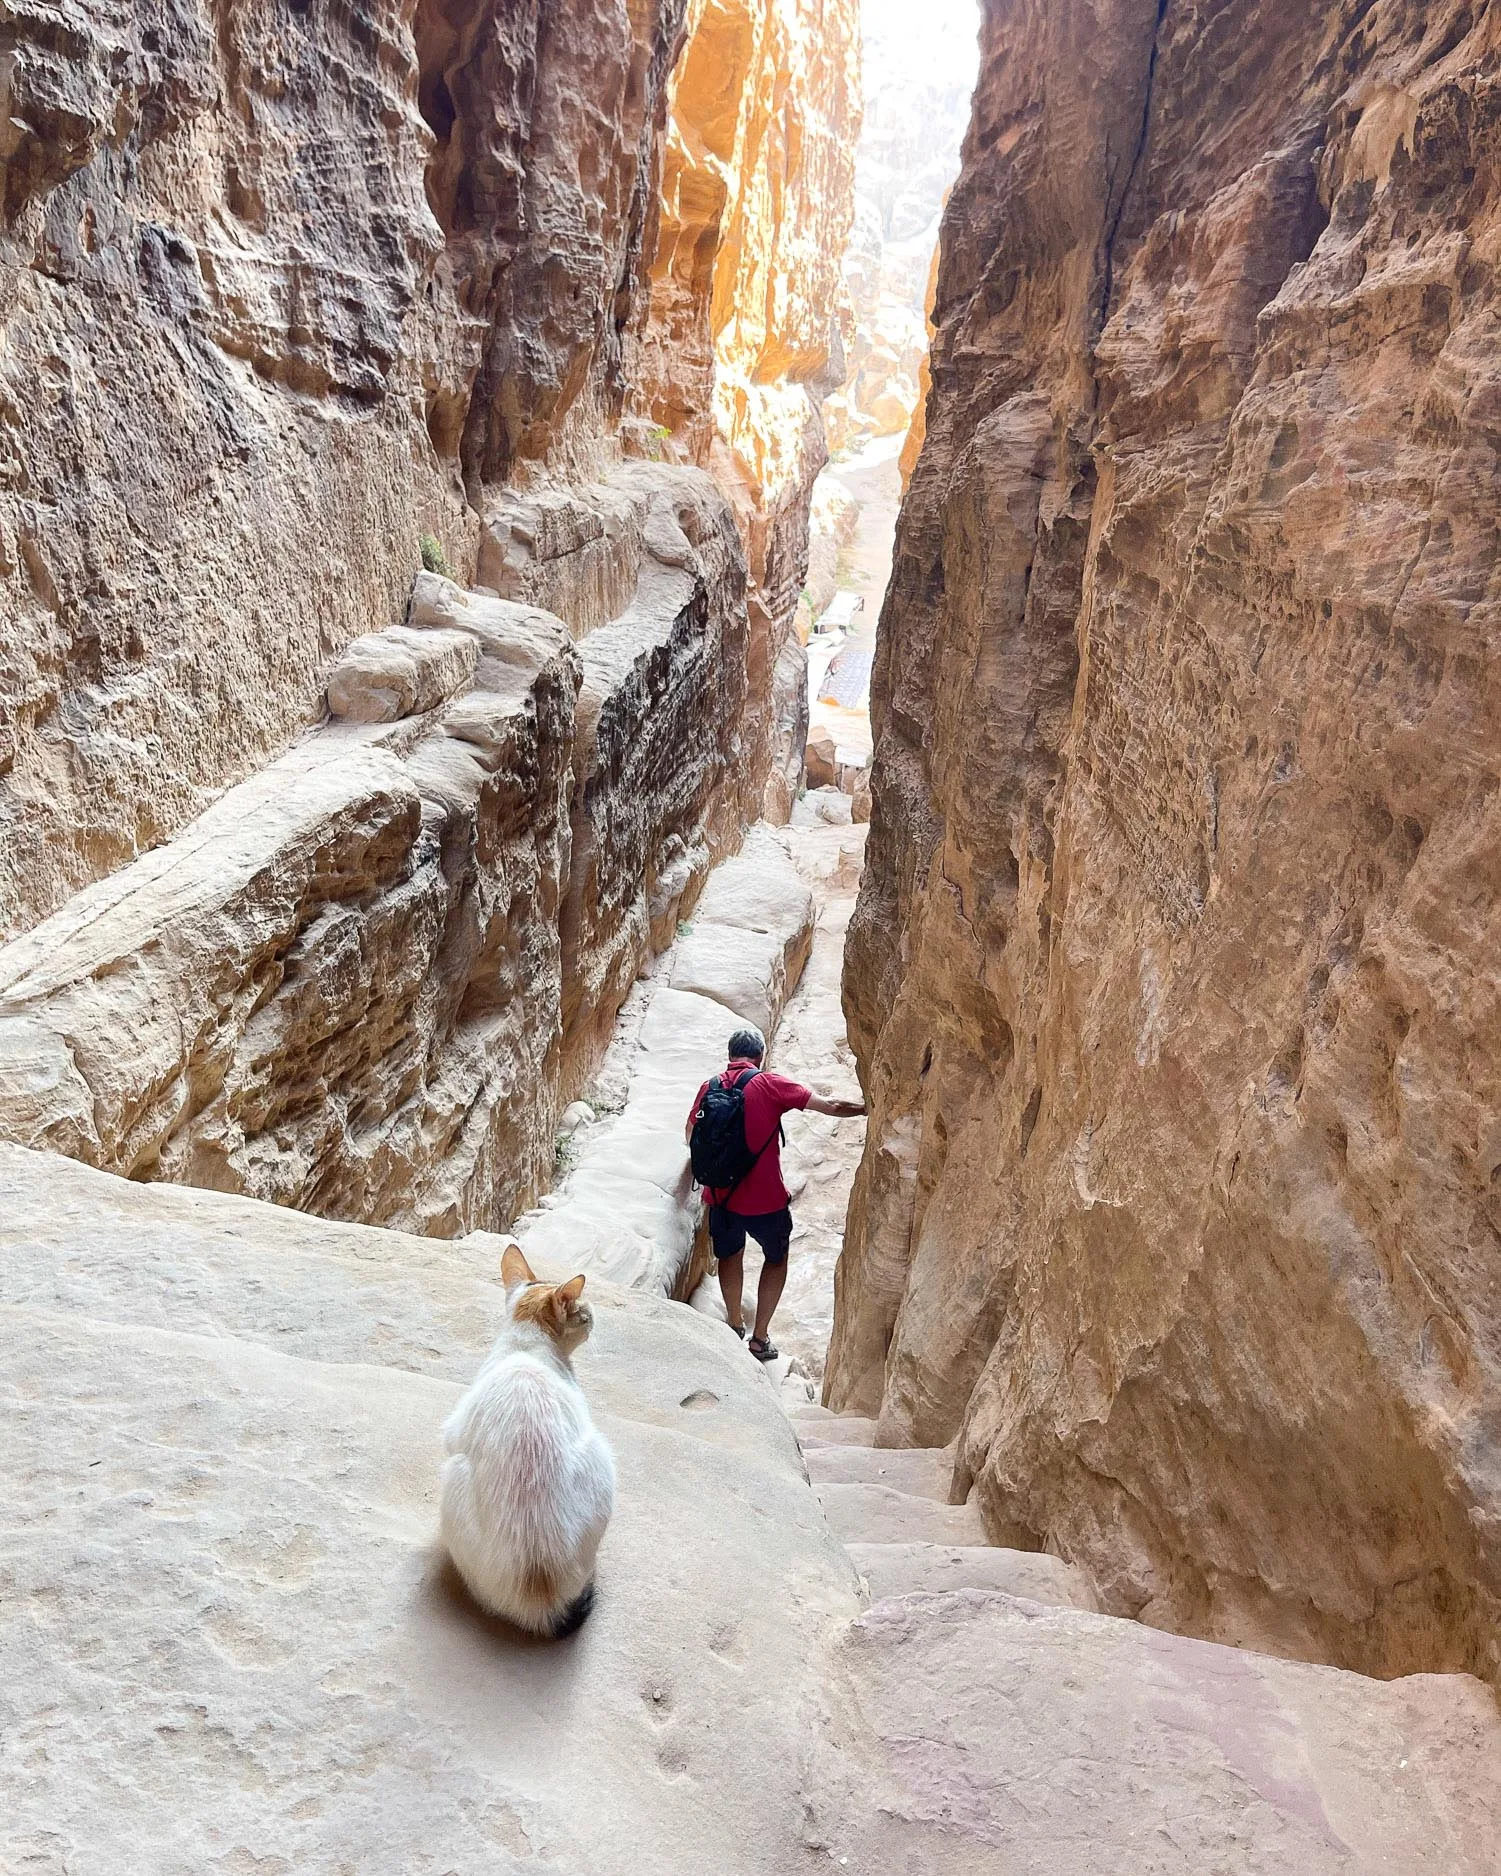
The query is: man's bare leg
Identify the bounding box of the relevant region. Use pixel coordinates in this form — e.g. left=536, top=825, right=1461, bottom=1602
left=717, top=1251, right=747, bottom=1332
left=753, top=1256, right=789, bottom=1344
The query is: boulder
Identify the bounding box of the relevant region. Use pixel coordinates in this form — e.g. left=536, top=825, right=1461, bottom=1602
left=805, top=729, right=838, bottom=789
left=668, top=827, right=817, bottom=1037
left=326, top=626, right=479, bottom=723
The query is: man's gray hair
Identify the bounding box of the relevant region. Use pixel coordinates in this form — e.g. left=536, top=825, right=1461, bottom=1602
left=727, top=1027, right=765, bottom=1062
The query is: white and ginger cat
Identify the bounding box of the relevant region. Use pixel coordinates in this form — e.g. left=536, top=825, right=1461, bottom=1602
left=440, top=1245, right=616, bottom=1638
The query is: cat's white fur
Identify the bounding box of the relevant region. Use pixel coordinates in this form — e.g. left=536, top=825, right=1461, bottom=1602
left=440, top=1247, right=616, bottom=1637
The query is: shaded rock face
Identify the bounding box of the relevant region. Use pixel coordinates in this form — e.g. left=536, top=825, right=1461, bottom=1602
left=0, top=0, right=864, bottom=1233
left=0, top=453, right=753, bottom=1237
left=557, top=466, right=752, bottom=1097
left=0, top=582, right=581, bottom=1235
left=416, top=0, right=688, bottom=490
left=0, top=0, right=693, bottom=939
left=636, top=0, right=861, bottom=822
left=835, top=0, right=1501, bottom=1692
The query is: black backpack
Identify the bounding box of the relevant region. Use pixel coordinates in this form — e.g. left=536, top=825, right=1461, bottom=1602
left=689, top=1068, right=779, bottom=1194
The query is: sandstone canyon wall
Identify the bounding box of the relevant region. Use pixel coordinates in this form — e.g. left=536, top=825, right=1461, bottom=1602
left=637, top=0, right=861, bottom=820
left=0, top=0, right=685, bottom=937
left=834, top=0, right=1501, bottom=1695
left=0, top=0, right=858, bottom=1231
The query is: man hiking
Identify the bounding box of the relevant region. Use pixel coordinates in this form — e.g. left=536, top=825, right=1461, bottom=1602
left=686, top=1027, right=865, bottom=1362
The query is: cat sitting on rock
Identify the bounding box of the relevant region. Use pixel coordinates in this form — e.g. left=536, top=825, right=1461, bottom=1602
left=441, top=1245, right=616, bottom=1638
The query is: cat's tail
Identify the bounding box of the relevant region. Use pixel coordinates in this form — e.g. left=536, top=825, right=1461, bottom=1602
left=551, top=1580, right=595, bottom=1640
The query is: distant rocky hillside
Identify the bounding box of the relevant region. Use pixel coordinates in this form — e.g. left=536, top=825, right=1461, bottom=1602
left=835, top=0, right=1501, bottom=1697
left=825, top=0, right=977, bottom=454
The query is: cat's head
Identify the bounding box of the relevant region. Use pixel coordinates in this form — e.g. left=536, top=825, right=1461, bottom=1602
left=501, top=1244, right=594, bottom=1355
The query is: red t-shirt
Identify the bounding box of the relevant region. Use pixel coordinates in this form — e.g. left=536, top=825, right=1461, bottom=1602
left=689, top=1058, right=811, bottom=1215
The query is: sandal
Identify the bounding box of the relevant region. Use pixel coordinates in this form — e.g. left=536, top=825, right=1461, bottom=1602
left=748, top=1336, right=778, bottom=1363
left=731, top=1323, right=747, bottom=1340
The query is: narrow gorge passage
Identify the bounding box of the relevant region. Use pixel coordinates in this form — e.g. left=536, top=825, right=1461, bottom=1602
left=692, top=800, right=870, bottom=1391
left=5, top=0, right=1501, bottom=1869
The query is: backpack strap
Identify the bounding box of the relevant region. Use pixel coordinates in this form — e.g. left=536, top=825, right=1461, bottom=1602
left=710, top=1067, right=777, bottom=1204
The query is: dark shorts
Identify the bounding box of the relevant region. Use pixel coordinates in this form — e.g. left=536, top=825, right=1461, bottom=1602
left=708, top=1205, right=793, bottom=1267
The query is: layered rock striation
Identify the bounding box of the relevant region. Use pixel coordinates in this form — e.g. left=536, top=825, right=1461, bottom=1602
left=835, top=0, right=1501, bottom=1694
left=637, top=0, right=861, bottom=822
left=0, top=460, right=751, bottom=1237
left=0, top=0, right=864, bottom=1233
left=0, top=0, right=705, bottom=940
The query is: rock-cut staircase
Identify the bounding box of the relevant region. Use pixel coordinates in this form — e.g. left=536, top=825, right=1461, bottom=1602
left=790, top=1403, right=1101, bottom=1612
left=787, top=1404, right=1501, bottom=1874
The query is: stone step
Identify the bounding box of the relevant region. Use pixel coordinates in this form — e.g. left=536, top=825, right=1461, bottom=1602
left=847, top=1541, right=1098, bottom=1611
left=806, top=1591, right=1501, bottom=1873
left=803, top=1443, right=953, bottom=1502
left=789, top=1413, right=878, bottom=1447
left=815, top=1481, right=987, bottom=1546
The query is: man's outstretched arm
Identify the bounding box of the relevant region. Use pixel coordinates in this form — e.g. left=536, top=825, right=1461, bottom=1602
left=804, top=1092, right=866, bottom=1119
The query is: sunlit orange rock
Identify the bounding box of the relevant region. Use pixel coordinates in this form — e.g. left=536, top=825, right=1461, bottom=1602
left=637, top=0, right=861, bottom=822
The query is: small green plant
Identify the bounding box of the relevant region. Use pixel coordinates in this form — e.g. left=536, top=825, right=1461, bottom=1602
left=676, top=918, right=695, bottom=939
left=419, top=533, right=452, bottom=577
left=553, top=1131, right=580, bottom=1179
left=646, top=423, right=672, bottom=463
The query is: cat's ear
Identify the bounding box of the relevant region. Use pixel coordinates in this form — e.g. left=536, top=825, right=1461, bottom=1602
left=551, top=1274, right=586, bottom=1325
left=501, top=1244, right=536, bottom=1290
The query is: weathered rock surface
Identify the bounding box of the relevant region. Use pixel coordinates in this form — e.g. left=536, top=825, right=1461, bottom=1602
left=3, top=386, right=784, bottom=1236
left=0, top=0, right=869, bottom=1252
left=0, top=500, right=762, bottom=1237
left=803, top=1442, right=956, bottom=1500
left=519, top=826, right=815, bottom=1297
left=669, top=827, right=817, bottom=1038
left=550, top=466, right=753, bottom=1097
left=809, top=1593, right=1501, bottom=1875
left=781, top=1396, right=1498, bottom=1874
left=836, top=0, right=1501, bottom=1693
left=817, top=1483, right=988, bottom=1547
left=0, top=1145, right=862, bottom=1875
left=638, top=0, right=861, bottom=821
left=0, top=589, right=578, bottom=1234
left=847, top=1541, right=1100, bottom=1609
left=0, top=0, right=703, bottom=941
left=327, top=626, right=480, bottom=725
